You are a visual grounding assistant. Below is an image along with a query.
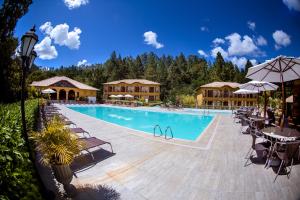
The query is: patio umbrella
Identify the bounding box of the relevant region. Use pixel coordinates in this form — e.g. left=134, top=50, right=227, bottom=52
left=286, top=95, right=293, bottom=103
left=239, top=81, right=278, bottom=117
left=124, top=94, right=134, bottom=98
left=116, top=94, right=124, bottom=98
left=41, top=88, right=56, bottom=94
left=246, top=56, right=300, bottom=127
left=109, top=95, right=117, bottom=98
left=233, top=89, right=259, bottom=94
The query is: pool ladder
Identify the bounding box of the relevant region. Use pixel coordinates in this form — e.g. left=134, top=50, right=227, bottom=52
left=153, top=124, right=173, bottom=139
left=202, top=109, right=209, bottom=115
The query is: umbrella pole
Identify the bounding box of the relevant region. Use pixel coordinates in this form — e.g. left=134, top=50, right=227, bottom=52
left=280, top=81, right=285, bottom=129
left=264, top=91, right=267, bottom=118
left=257, top=93, right=259, bottom=109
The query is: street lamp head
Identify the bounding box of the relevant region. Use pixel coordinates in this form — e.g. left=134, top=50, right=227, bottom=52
left=29, top=51, right=37, bottom=68
left=21, top=25, right=39, bottom=57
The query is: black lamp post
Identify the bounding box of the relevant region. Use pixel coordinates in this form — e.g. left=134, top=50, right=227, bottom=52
left=20, top=26, right=38, bottom=140
left=20, top=26, right=53, bottom=198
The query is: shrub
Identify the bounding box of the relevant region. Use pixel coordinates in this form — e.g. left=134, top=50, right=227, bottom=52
left=178, top=95, right=196, bottom=107
left=0, top=99, right=43, bottom=200
left=30, top=116, right=83, bottom=166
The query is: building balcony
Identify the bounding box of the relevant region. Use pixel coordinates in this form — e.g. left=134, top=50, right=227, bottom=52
left=104, top=91, right=160, bottom=95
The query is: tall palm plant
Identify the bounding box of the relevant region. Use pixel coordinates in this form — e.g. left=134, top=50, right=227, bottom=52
left=31, top=116, right=83, bottom=166
left=31, top=116, right=83, bottom=196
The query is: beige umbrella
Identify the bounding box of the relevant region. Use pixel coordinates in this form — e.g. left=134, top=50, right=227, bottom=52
left=246, top=56, right=300, bottom=128
left=233, top=89, right=259, bottom=94
left=124, top=94, right=134, bottom=98
left=41, top=88, right=56, bottom=94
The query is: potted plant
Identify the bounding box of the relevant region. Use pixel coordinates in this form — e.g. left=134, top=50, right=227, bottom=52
left=30, top=116, right=83, bottom=196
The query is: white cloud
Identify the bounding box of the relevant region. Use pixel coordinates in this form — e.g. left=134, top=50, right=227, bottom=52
left=250, top=59, right=258, bottom=65
left=64, top=0, right=89, bottom=9
left=77, top=59, right=88, bottom=66
left=283, top=0, right=300, bottom=11
left=211, top=46, right=228, bottom=59
left=197, top=50, right=208, bottom=57
left=247, top=21, right=256, bottom=31
left=39, top=22, right=53, bottom=35
left=50, top=24, right=82, bottom=49
left=256, top=35, right=267, bottom=46
left=34, top=36, right=58, bottom=60
left=225, top=33, right=258, bottom=56
left=39, top=22, right=82, bottom=49
left=212, top=38, right=225, bottom=46
left=272, top=30, right=291, bottom=49
left=200, top=26, right=209, bottom=32
left=143, top=31, right=164, bottom=49
left=230, top=56, right=247, bottom=68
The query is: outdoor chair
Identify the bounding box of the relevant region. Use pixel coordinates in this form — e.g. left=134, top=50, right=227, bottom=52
left=240, top=117, right=251, bottom=134
left=270, top=140, right=300, bottom=182
left=77, top=137, right=113, bottom=161
left=244, top=126, right=271, bottom=167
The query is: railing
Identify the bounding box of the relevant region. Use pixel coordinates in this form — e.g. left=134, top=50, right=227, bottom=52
left=164, top=126, right=173, bottom=139
left=153, top=125, right=173, bottom=139
left=153, top=124, right=163, bottom=137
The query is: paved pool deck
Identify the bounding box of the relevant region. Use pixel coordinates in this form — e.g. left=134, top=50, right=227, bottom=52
left=57, top=104, right=300, bottom=200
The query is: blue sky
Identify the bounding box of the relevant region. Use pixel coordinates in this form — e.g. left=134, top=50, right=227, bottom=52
left=14, top=0, right=300, bottom=68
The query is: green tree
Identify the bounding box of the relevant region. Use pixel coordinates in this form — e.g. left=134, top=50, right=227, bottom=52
left=144, top=52, right=157, bottom=81
left=243, top=59, right=253, bottom=82
left=0, top=0, right=33, bottom=102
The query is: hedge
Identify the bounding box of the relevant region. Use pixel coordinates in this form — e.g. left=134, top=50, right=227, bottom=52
left=0, top=99, right=43, bottom=200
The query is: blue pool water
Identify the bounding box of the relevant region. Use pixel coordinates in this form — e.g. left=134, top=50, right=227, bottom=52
left=68, top=106, right=214, bottom=141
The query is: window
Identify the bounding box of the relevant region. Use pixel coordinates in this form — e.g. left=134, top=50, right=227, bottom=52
left=223, top=101, right=228, bottom=106
left=207, top=90, right=213, bottom=97
left=108, top=86, right=112, bottom=92
left=207, top=101, right=213, bottom=106
left=224, top=90, right=229, bottom=98
left=149, top=96, right=154, bottom=101
left=149, top=87, right=154, bottom=93
left=121, top=86, right=125, bottom=92
left=135, top=86, right=139, bottom=92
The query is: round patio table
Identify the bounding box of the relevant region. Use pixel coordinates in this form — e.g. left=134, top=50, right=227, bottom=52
left=262, top=127, right=300, bottom=141
left=262, top=127, right=300, bottom=168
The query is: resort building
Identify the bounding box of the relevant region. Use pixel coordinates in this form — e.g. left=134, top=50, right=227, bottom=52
left=30, top=76, right=98, bottom=102
left=196, top=81, right=258, bottom=109
left=103, top=79, right=160, bottom=101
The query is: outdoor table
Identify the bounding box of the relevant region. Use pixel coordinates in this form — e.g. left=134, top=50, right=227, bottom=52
left=262, top=127, right=300, bottom=142
left=262, top=127, right=300, bottom=167
left=249, top=115, right=265, bottom=121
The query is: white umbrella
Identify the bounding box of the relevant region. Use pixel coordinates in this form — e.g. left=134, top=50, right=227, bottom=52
left=246, top=56, right=300, bottom=127
left=286, top=95, right=293, bottom=103
left=109, top=95, right=117, bottom=98
left=116, top=94, right=124, bottom=98
left=124, top=94, right=134, bottom=98
left=239, top=81, right=278, bottom=92
left=233, top=89, right=258, bottom=94
left=246, top=56, right=300, bottom=83
left=239, top=81, right=278, bottom=116
left=41, top=88, right=56, bottom=94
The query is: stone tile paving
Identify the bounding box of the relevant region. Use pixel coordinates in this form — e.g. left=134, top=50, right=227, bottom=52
left=56, top=105, right=300, bottom=200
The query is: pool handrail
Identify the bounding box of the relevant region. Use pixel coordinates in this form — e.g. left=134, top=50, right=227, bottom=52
left=165, top=126, right=174, bottom=139
left=153, top=124, right=163, bottom=137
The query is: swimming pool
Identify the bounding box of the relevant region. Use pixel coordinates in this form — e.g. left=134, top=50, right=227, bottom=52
left=68, top=106, right=214, bottom=141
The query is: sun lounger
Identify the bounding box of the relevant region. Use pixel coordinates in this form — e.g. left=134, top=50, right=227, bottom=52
left=70, top=127, right=91, bottom=138
left=78, top=137, right=113, bottom=160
